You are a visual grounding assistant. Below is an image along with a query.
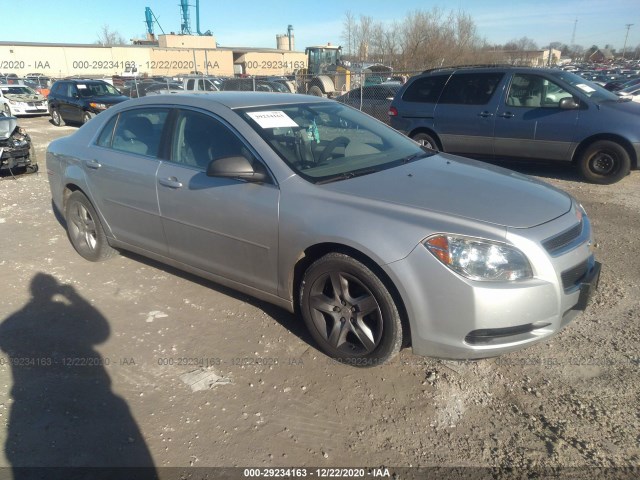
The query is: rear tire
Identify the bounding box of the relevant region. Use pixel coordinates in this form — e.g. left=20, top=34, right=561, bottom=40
left=412, top=132, right=438, bottom=151
left=578, top=140, right=630, bottom=184
left=299, top=253, right=403, bottom=367
left=51, top=108, right=63, bottom=127
left=65, top=191, right=117, bottom=262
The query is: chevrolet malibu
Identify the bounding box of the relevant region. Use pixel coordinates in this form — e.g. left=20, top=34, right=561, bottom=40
left=46, top=93, right=600, bottom=366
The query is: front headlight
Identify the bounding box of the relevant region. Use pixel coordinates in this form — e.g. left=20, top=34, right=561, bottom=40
left=425, top=234, right=533, bottom=281
left=89, top=102, right=107, bottom=110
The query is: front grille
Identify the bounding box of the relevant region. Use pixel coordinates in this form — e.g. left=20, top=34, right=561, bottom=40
left=561, top=260, right=589, bottom=290
left=542, top=221, right=583, bottom=255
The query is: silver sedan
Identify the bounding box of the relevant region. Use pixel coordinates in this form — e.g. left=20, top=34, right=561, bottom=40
left=46, top=92, right=600, bottom=366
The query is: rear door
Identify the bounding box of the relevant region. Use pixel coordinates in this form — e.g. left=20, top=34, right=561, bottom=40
left=493, top=73, right=579, bottom=161
left=434, top=72, right=505, bottom=156
left=87, top=107, right=171, bottom=254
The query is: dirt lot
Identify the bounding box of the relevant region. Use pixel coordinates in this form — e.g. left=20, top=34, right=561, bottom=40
left=0, top=116, right=639, bottom=478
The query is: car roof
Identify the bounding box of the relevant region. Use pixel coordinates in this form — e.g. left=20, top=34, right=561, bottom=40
left=419, top=65, right=567, bottom=76
left=126, top=91, right=330, bottom=110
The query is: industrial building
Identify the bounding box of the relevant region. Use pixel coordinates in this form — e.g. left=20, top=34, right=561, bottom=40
left=0, top=2, right=306, bottom=79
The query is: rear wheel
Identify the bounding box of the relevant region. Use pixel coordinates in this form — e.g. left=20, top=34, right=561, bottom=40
left=411, top=132, right=438, bottom=151
left=578, top=140, right=630, bottom=184
left=299, top=253, right=403, bottom=366
left=51, top=108, right=63, bottom=127
left=65, top=191, right=117, bottom=262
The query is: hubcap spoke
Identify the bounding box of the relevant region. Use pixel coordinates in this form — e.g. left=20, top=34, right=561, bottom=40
left=328, top=319, right=349, bottom=348
left=310, top=294, right=337, bottom=314
left=353, top=294, right=377, bottom=316
left=350, top=318, right=377, bottom=352
left=329, top=272, right=350, bottom=302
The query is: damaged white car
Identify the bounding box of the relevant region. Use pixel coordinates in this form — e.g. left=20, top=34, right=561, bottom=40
left=0, top=84, right=48, bottom=116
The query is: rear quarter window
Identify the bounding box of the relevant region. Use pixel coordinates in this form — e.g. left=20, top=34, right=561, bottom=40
left=438, top=72, right=504, bottom=105
left=402, top=75, right=448, bottom=103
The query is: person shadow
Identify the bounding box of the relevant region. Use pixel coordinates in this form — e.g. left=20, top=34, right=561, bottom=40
left=0, top=273, right=158, bottom=480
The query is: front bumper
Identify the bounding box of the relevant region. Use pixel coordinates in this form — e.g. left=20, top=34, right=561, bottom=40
left=385, top=207, right=599, bottom=359
left=7, top=102, right=48, bottom=116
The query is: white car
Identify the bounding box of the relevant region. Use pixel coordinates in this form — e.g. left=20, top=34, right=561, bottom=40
left=0, top=84, right=48, bottom=116
left=617, top=84, right=640, bottom=103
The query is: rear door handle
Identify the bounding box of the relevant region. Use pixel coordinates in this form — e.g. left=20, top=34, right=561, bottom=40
left=478, top=111, right=493, bottom=118
left=158, top=177, right=183, bottom=189
left=85, top=159, right=101, bottom=170
left=498, top=112, right=514, bottom=119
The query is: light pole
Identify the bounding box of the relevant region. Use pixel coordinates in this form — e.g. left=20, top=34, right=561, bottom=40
left=622, top=24, right=633, bottom=60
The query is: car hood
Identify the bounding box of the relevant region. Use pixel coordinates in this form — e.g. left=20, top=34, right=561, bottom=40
left=4, top=93, right=46, bottom=102
left=598, top=97, right=640, bottom=114
left=0, top=116, right=17, bottom=141
left=87, top=95, right=129, bottom=104
left=323, top=153, right=572, bottom=229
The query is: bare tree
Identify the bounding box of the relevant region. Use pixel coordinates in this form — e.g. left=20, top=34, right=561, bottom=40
left=341, top=11, right=356, bottom=57
left=96, top=24, right=127, bottom=46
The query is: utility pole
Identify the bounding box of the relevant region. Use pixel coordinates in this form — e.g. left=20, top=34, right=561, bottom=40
left=622, top=24, right=633, bottom=60
left=571, top=18, right=578, bottom=46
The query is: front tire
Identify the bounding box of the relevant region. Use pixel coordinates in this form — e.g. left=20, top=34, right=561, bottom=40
left=82, top=111, right=95, bottom=124
left=308, top=85, right=324, bottom=97
left=412, top=132, right=438, bottom=151
left=300, top=253, right=403, bottom=366
left=65, top=191, right=117, bottom=262
left=3, top=103, right=11, bottom=116
left=578, top=140, right=630, bottom=184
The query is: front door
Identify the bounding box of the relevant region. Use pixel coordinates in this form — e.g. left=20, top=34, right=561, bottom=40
left=493, top=73, right=579, bottom=161
left=156, top=109, right=280, bottom=294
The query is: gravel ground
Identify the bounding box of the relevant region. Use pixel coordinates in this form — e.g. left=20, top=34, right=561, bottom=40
left=0, top=116, right=638, bottom=478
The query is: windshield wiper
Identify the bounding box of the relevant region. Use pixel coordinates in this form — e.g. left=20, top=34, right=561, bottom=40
left=401, top=151, right=432, bottom=164
left=316, top=167, right=381, bottom=184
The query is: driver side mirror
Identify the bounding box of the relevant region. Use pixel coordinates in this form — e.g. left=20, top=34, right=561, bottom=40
left=559, top=97, right=580, bottom=110
left=206, top=155, right=267, bottom=183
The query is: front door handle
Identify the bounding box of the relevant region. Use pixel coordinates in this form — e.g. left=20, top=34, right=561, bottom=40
left=498, top=112, right=514, bottom=119
left=158, top=177, right=183, bottom=189
left=478, top=111, right=493, bottom=118
left=85, top=159, right=102, bottom=170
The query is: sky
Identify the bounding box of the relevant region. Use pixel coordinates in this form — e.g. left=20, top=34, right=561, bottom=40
left=0, top=0, right=638, bottom=52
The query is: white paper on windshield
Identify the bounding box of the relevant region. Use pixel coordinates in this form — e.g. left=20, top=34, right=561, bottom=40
left=246, top=111, right=298, bottom=129
left=576, top=83, right=596, bottom=93
left=77, top=84, right=87, bottom=89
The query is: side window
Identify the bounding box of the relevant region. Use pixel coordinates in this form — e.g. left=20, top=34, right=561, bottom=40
left=66, top=84, right=77, bottom=98
left=439, top=72, right=504, bottom=105
left=507, top=74, right=573, bottom=108
left=96, top=114, right=118, bottom=147
left=186, top=79, right=195, bottom=90
left=171, top=110, right=254, bottom=170
left=112, top=108, right=169, bottom=157
left=402, top=75, right=448, bottom=103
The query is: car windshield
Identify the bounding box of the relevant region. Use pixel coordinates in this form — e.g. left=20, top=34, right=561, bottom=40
left=238, top=102, right=432, bottom=183
left=1, top=86, right=37, bottom=95
left=77, top=82, right=121, bottom=97
left=551, top=71, right=620, bottom=102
